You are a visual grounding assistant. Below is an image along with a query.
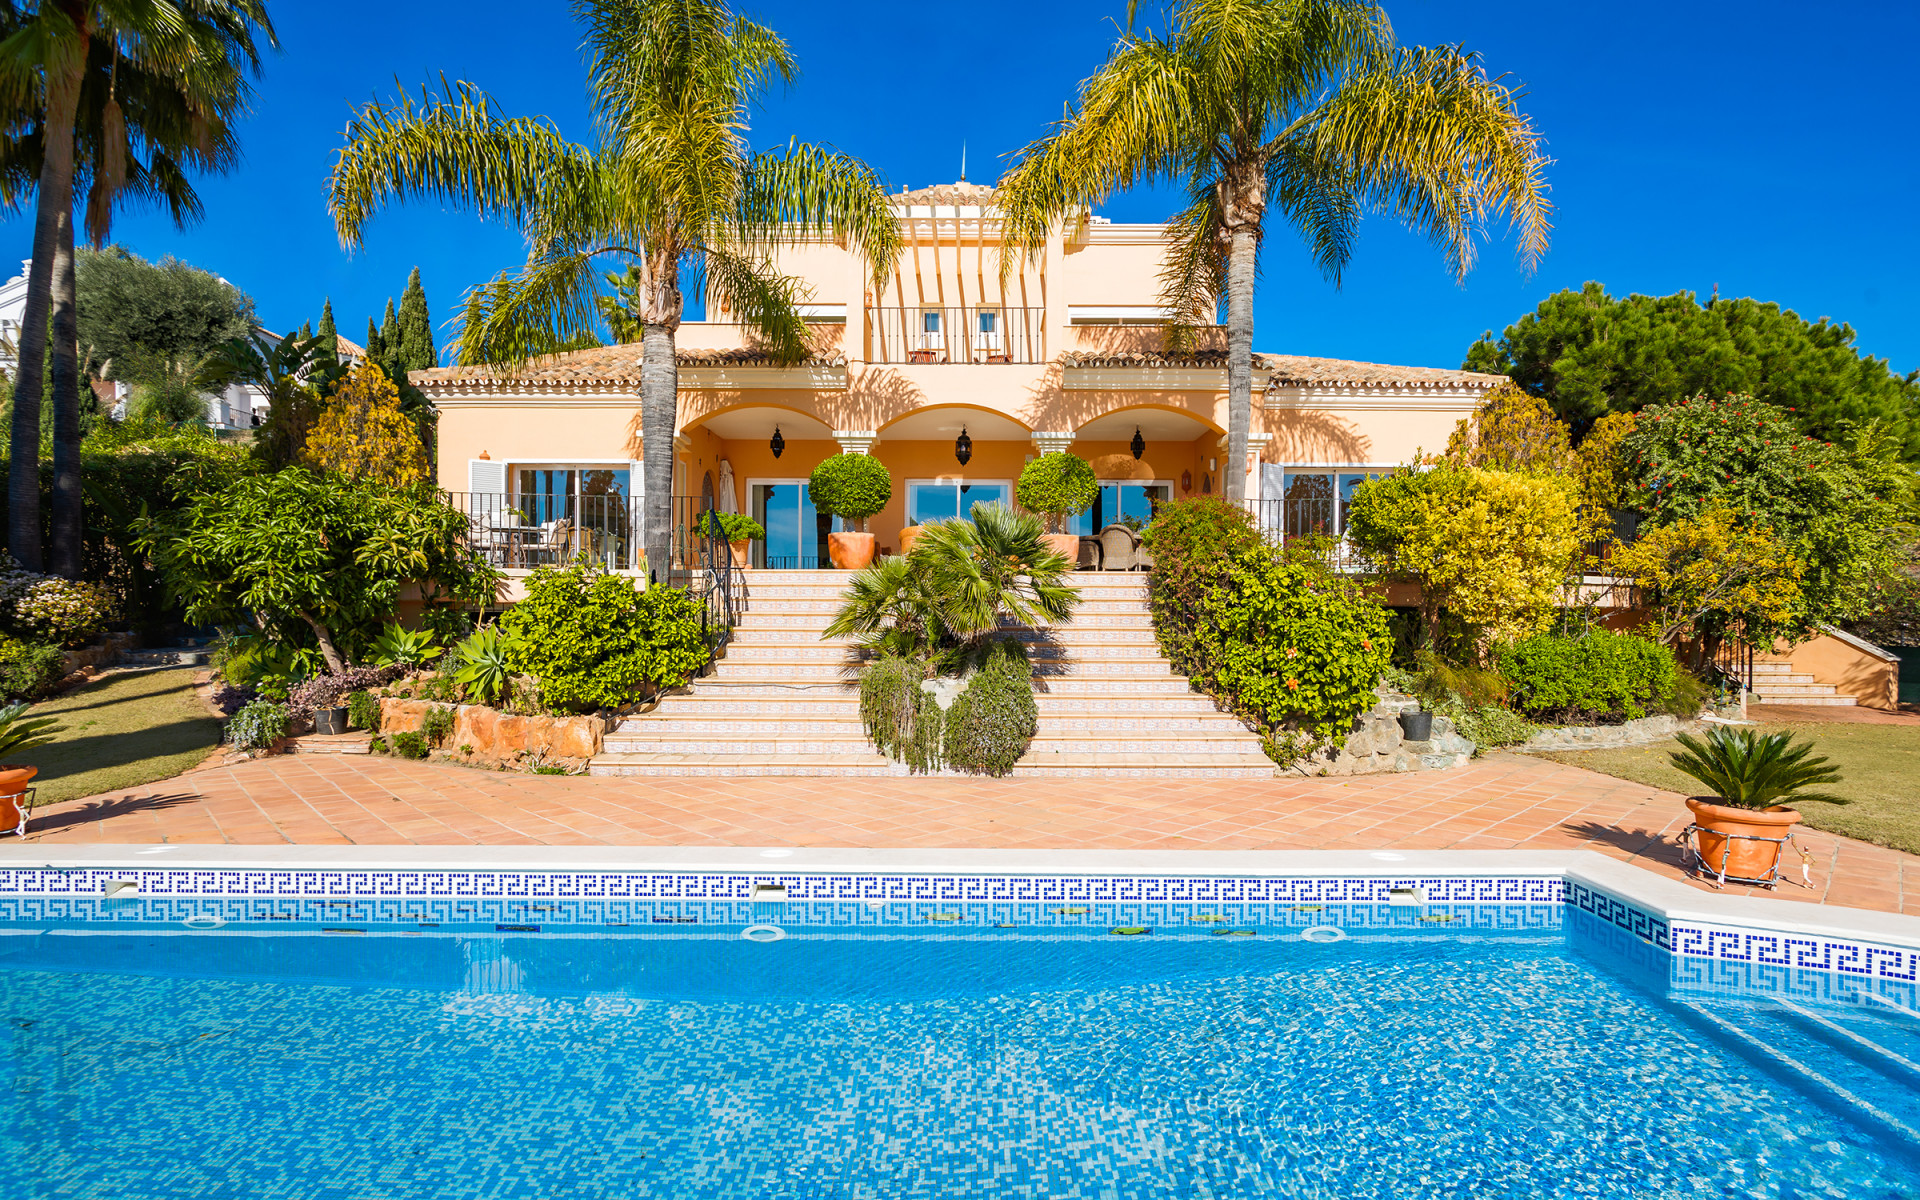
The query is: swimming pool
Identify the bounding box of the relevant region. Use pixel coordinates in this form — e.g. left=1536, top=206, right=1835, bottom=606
left=0, top=850, right=1915, bottom=1198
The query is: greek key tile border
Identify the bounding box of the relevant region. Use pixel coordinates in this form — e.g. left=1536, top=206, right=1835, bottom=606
left=0, top=868, right=1564, bottom=905
left=0, top=866, right=1912, bottom=984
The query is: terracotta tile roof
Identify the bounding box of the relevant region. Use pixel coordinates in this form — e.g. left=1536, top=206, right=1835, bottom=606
left=410, top=343, right=845, bottom=388
left=1062, top=349, right=1508, bottom=389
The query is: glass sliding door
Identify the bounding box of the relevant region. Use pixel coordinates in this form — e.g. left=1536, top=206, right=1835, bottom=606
left=1067, top=483, right=1172, bottom=534
left=906, top=481, right=1011, bottom=526
left=513, top=466, right=633, bottom=568
left=752, top=482, right=842, bottom=568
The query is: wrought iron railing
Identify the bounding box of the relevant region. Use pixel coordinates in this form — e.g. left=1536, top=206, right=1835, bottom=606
left=866, top=306, right=1045, bottom=365
left=1238, top=498, right=1373, bottom=573
left=443, top=491, right=639, bottom=571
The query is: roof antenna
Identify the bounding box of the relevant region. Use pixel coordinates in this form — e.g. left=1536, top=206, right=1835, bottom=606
left=959, top=141, right=967, bottom=183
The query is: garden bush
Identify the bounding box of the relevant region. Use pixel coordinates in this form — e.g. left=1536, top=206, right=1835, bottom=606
left=388, top=731, right=428, bottom=759
left=1015, top=453, right=1098, bottom=532
left=346, top=689, right=381, bottom=732
left=286, top=664, right=404, bottom=723
left=1497, top=630, right=1681, bottom=723
left=942, top=640, right=1037, bottom=776
left=0, top=636, right=67, bottom=700
left=0, top=562, right=115, bottom=647
left=1140, top=499, right=1261, bottom=670
left=700, top=511, right=765, bottom=542
left=500, top=563, right=708, bottom=712
left=807, top=453, right=892, bottom=532
left=420, top=705, right=456, bottom=747
left=226, top=700, right=289, bottom=752
left=859, top=653, right=944, bottom=774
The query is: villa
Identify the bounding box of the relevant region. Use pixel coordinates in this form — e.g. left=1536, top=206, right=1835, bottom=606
left=415, top=180, right=1510, bottom=572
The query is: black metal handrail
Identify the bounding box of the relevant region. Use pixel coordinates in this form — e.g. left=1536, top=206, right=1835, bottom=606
left=670, top=497, right=741, bottom=677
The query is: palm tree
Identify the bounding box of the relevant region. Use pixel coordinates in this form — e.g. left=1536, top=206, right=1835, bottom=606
left=330, top=0, right=902, bottom=578
left=911, top=503, right=1080, bottom=645
left=0, top=1, right=272, bottom=575
left=998, top=0, right=1551, bottom=503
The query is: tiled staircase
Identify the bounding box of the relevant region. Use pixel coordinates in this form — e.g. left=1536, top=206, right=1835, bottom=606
left=588, top=569, right=1273, bottom=778
left=1747, top=661, right=1858, bottom=707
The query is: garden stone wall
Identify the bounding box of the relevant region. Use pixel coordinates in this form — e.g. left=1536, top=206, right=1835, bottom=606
left=379, top=699, right=607, bottom=772
left=1286, top=693, right=1476, bottom=778
left=62, top=633, right=139, bottom=675
left=1515, top=713, right=1705, bottom=753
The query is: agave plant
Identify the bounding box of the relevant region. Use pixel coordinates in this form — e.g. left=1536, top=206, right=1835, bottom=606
left=1669, top=728, right=1845, bottom=810
left=449, top=627, right=518, bottom=707
left=368, top=623, right=443, bottom=669
left=0, top=703, right=64, bottom=764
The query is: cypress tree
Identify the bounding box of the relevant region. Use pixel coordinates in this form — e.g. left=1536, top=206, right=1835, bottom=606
left=365, top=315, right=385, bottom=362
left=379, top=297, right=399, bottom=352
left=315, top=299, right=339, bottom=368
left=397, top=267, right=435, bottom=371
left=297, top=320, right=312, bottom=341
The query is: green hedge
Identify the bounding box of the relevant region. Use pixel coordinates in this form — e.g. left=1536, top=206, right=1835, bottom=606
left=501, top=563, right=709, bottom=712
left=943, top=639, right=1037, bottom=775
left=1497, top=630, right=1680, bottom=722
left=1144, top=500, right=1390, bottom=741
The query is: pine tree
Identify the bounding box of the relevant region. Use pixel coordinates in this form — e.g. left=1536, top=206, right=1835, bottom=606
left=396, top=267, right=435, bottom=371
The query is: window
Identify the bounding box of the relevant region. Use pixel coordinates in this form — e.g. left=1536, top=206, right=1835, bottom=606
left=922, top=310, right=943, bottom=334
left=977, top=310, right=998, bottom=333
left=513, top=465, right=633, bottom=566
left=751, top=481, right=844, bottom=569
left=1275, top=469, right=1385, bottom=537
left=906, top=480, right=1011, bottom=526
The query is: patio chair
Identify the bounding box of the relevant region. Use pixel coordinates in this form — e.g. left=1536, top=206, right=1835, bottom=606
left=524, top=518, right=574, bottom=566
left=1095, top=524, right=1144, bottom=571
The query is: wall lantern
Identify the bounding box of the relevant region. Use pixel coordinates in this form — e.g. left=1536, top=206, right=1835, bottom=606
left=769, top=426, right=785, bottom=459
left=1180, top=469, right=1192, bottom=493
left=1130, top=426, right=1145, bottom=460
left=954, top=426, right=973, bottom=466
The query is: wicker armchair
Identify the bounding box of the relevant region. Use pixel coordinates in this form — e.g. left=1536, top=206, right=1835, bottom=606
left=1095, top=523, right=1146, bottom=571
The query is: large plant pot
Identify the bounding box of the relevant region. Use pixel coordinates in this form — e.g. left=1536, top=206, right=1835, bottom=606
left=827, top=532, right=877, bottom=571
left=1041, top=533, right=1081, bottom=563
left=897, top=525, right=924, bottom=558
left=1398, top=711, right=1433, bottom=742
left=314, top=707, right=350, bottom=736
left=1686, top=797, right=1803, bottom=882
left=0, top=765, right=37, bottom=837
left=729, top=539, right=751, bottom=569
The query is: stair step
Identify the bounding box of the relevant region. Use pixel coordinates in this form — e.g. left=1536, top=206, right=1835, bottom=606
left=588, top=752, right=894, bottom=777
left=1009, top=754, right=1276, bottom=778
left=1750, top=695, right=1858, bottom=707
left=1750, top=684, right=1839, bottom=696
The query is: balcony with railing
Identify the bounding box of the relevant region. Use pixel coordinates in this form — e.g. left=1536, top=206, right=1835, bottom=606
left=866, top=306, right=1044, bottom=365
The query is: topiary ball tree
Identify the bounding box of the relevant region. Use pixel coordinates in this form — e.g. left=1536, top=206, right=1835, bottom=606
left=1016, top=452, right=1099, bottom=533
left=808, top=453, right=893, bottom=533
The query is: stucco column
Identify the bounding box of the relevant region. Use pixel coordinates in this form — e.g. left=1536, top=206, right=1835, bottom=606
left=1030, top=431, right=1075, bottom=456
left=834, top=430, right=878, bottom=455
left=1221, top=433, right=1273, bottom=504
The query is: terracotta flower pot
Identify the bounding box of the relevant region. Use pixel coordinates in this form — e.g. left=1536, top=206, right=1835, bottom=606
left=0, top=765, right=38, bottom=837
left=1686, top=797, right=1803, bottom=882
left=896, top=525, right=923, bottom=558
left=827, top=531, right=877, bottom=571
left=1041, top=533, right=1081, bottom=564
left=729, top=539, right=751, bottom=569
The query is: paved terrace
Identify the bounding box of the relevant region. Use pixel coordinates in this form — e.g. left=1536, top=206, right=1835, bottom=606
left=26, top=751, right=1919, bottom=917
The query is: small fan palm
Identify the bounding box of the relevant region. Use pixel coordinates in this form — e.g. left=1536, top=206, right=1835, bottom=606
left=0, top=703, right=63, bottom=764
left=911, top=503, right=1080, bottom=644
left=1669, top=727, right=1845, bottom=810
left=823, top=555, right=952, bottom=661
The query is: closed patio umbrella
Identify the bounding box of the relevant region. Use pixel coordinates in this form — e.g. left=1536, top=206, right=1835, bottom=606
left=717, top=460, right=740, bottom=514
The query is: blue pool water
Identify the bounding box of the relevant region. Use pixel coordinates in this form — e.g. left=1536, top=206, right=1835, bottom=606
left=0, top=904, right=1915, bottom=1198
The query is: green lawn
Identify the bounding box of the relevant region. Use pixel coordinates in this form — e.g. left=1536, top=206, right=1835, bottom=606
left=20, top=667, right=223, bottom=809
left=1538, top=720, right=1920, bottom=856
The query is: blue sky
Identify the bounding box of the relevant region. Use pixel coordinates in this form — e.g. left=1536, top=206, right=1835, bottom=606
left=10, top=0, right=1917, bottom=375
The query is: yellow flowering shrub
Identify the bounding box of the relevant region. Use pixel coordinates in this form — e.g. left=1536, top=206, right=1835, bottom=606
left=1572, top=411, right=1637, bottom=545
left=1607, top=502, right=1804, bottom=648
left=1347, top=464, right=1580, bottom=651
left=303, top=362, right=430, bottom=487
left=1445, top=383, right=1574, bottom=474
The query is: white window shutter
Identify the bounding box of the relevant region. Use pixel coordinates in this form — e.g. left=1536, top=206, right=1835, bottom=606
left=468, top=459, right=507, bottom=496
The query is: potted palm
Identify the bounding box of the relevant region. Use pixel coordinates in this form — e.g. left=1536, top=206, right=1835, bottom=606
left=809, top=453, right=892, bottom=570
left=702, top=511, right=766, bottom=568
left=1016, top=452, right=1099, bottom=564
left=1670, top=727, right=1843, bottom=884
left=0, top=702, right=64, bottom=837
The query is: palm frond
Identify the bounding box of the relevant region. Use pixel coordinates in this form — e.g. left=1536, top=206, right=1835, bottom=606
left=452, top=248, right=611, bottom=366
left=697, top=245, right=810, bottom=363
left=735, top=139, right=900, bottom=291
left=1670, top=728, right=1846, bottom=810
left=329, top=80, right=599, bottom=250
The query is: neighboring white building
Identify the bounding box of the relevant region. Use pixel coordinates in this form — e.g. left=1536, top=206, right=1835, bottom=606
left=0, top=258, right=326, bottom=435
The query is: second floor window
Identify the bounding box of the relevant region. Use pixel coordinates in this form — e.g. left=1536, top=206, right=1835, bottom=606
left=922, top=310, right=942, bottom=334
left=978, top=310, right=997, bottom=333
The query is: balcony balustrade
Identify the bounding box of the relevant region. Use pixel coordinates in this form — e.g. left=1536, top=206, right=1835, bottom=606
left=866, top=306, right=1044, bottom=365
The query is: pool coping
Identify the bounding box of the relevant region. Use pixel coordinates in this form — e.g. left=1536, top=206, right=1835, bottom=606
left=1, top=844, right=1915, bottom=954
